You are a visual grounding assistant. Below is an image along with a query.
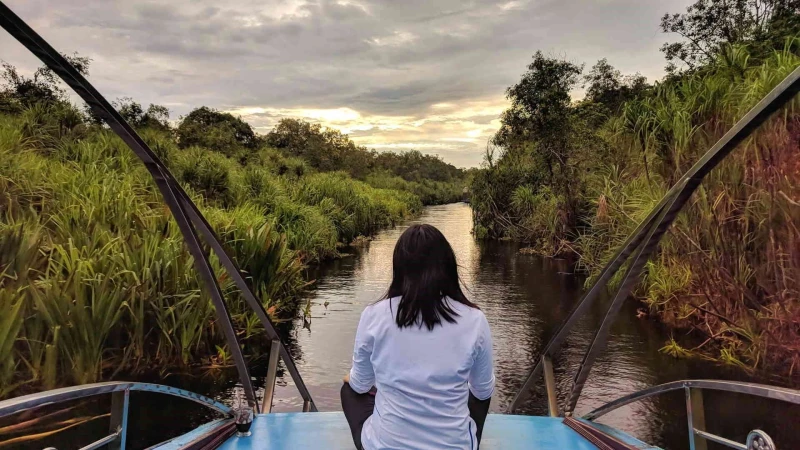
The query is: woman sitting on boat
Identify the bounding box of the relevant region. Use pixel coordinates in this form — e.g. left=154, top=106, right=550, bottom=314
left=341, top=224, right=495, bottom=450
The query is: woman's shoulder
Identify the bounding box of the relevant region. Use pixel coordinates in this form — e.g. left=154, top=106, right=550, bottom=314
left=361, top=297, right=396, bottom=321
left=447, top=297, right=483, bottom=314
left=448, top=299, right=489, bottom=325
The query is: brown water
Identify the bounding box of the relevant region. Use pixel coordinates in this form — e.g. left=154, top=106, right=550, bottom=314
left=17, top=203, right=798, bottom=450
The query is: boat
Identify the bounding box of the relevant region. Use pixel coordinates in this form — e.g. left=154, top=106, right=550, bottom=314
left=0, top=2, right=799, bottom=449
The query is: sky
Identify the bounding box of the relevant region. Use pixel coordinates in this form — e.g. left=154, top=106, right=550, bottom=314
left=0, top=0, right=693, bottom=167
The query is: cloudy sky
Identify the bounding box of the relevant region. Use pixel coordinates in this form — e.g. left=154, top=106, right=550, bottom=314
left=1, top=0, right=692, bottom=167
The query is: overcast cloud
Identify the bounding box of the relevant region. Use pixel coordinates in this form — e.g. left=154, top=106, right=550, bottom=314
left=1, top=0, right=692, bottom=167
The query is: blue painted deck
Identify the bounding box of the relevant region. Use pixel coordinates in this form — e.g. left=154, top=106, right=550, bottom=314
left=156, top=412, right=659, bottom=449
left=212, top=413, right=595, bottom=450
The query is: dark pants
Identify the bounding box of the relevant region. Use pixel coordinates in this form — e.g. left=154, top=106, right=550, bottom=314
left=340, top=383, right=491, bottom=450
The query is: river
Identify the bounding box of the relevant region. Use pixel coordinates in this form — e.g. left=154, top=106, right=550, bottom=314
left=268, top=203, right=796, bottom=449
left=23, top=203, right=797, bottom=450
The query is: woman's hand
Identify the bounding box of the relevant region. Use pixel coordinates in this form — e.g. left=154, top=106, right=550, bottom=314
left=343, top=372, right=350, bottom=384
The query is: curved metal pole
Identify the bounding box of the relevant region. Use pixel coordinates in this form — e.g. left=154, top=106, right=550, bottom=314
left=0, top=381, right=233, bottom=418
left=0, top=1, right=311, bottom=411
left=157, top=176, right=259, bottom=411
left=507, top=196, right=673, bottom=412
left=0, top=3, right=258, bottom=408
left=582, top=379, right=800, bottom=421
left=567, top=66, right=800, bottom=413
left=177, top=199, right=317, bottom=410
left=508, top=65, right=800, bottom=413
left=566, top=182, right=686, bottom=413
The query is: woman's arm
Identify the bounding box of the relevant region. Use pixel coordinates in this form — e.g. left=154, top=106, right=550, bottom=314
left=347, top=307, right=376, bottom=394
left=469, top=314, right=495, bottom=445
left=468, top=314, right=495, bottom=401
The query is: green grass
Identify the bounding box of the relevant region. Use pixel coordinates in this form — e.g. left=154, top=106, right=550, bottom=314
left=0, top=103, right=422, bottom=397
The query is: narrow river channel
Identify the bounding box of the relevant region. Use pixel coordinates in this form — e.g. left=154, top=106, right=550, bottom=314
left=27, top=203, right=796, bottom=450
left=267, top=203, right=796, bottom=449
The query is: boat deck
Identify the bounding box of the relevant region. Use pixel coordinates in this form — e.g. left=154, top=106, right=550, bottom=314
left=156, top=412, right=658, bottom=450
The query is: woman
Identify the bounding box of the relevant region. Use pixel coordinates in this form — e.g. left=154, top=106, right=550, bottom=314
left=341, top=224, right=495, bottom=450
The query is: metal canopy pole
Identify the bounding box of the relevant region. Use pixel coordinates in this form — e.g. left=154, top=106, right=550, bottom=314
left=0, top=4, right=256, bottom=408
left=261, top=340, right=281, bottom=413
left=507, top=65, right=800, bottom=414
left=0, top=1, right=316, bottom=411
left=178, top=198, right=317, bottom=410
left=156, top=176, right=259, bottom=411
left=507, top=200, right=668, bottom=413
left=567, top=183, right=686, bottom=412
left=566, top=66, right=800, bottom=413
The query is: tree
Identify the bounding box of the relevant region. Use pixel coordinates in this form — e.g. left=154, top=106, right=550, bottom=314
left=373, top=150, right=462, bottom=183
left=266, top=118, right=337, bottom=170
left=141, top=104, right=170, bottom=130
left=660, top=0, right=800, bottom=72
left=266, top=118, right=376, bottom=176
left=584, top=59, right=621, bottom=104
left=494, top=51, right=582, bottom=183
left=114, top=97, right=171, bottom=131
left=266, top=118, right=465, bottom=184
left=0, top=53, right=90, bottom=110
left=84, top=97, right=172, bottom=130
left=583, top=59, right=649, bottom=114
left=177, top=107, right=257, bottom=155
left=490, top=52, right=585, bottom=236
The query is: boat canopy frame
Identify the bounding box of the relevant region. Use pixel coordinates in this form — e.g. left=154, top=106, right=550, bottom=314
left=0, top=1, right=316, bottom=413
left=2, top=1, right=800, bottom=449
left=1, top=378, right=797, bottom=450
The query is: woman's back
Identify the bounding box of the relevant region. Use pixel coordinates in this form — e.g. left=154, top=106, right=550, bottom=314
left=342, top=224, right=494, bottom=450
left=349, top=297, right=494, bottom=449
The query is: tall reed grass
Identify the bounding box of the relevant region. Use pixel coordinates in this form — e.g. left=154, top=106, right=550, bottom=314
left=0, top=102, right=421, bottom=396
left=580, top=44, right=800, bottom=376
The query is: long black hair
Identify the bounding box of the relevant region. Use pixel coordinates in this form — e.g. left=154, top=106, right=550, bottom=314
left=385, top=224, right=477, bottom=330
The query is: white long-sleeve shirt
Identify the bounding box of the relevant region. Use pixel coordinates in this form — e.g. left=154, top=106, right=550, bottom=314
left=348, top=297, right=495, bottom=450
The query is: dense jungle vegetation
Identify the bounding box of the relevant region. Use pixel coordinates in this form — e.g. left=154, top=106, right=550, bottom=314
left=471, top=0, right=800, bottom=379
left=0, top=55, right=466, bottom=395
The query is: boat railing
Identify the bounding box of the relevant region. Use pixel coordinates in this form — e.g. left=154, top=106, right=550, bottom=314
left=0, top=381, right=232, bottom=450
left=583, top=379, right=800, bottom=450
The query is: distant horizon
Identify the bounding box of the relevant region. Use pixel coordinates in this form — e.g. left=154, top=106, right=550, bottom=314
left=0, top=0, right=693, bottom=167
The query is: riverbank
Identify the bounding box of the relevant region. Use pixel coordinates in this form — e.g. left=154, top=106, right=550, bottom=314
left=0, top=103, right=429, bottom=397
left=470, top=38, right=800, bottom=379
